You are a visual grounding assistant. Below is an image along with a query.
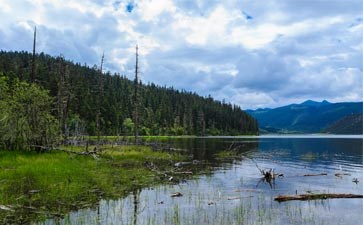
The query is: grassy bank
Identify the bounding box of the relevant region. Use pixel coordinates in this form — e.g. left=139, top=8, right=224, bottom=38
left=84, top=135, right=198, bottom=142
left=0, top=145, right=186, bottom=224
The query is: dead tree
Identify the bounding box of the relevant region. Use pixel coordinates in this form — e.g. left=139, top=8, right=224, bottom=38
left=133, top=45, right=140, bottom=144
left=29, top=26, right=37, bottom=150
left=31, top=26, right=36, bottom=83
left=57, top=55, right=70, bottom=143
left=96, top=52, right=105, bottom=147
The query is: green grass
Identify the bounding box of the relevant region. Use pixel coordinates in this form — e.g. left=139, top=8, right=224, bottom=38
left=84, top=135, right=197, bottom=142
left=0, top=145, right=185, bottom=224
left=214, top=150, right=244, bottom=160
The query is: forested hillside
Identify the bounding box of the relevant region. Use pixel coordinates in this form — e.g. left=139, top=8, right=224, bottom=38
left=247, top=100, right=363, bottom=134
left=0, top=51, right=258, bottom=137
left=324, top=114, right=363, bottom=134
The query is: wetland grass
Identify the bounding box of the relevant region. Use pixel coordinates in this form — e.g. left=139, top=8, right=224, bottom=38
left=0, top=145, right=185, bottom=224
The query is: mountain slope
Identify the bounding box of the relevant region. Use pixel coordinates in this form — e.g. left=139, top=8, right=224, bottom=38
left=247, top=100, right=363, bottom=134
left=0, top=51, right=258, bottom=136
left=324, top=114, right=363, bottom=134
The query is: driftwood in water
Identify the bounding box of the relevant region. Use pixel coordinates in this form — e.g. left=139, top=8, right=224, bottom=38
left=261, top=169, right=283, bottom=180
left=171, top=192, right=183, bottom=197
left=173, top=171, right=193, bottom=175
left=227, top=196, right=242, bottom=200
left=335, top=173, right=351, bottom=177
left=256, top=168, right=283, bottom=189
left=303, top=173, right=327, bottom=177
left=143, top=161, right=192, bottom=183
left=174, top=162, right=192, bottom=167
left=274, top=193, right=363, bottom=202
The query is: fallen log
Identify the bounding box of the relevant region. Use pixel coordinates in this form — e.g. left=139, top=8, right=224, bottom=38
left=28, top=189, right=41, bottom=194
left=274, top=193, right=363, bottom=202
left=0, top=205, right=14, bottom=212
left=334, top=173, right=351, bottom=177
left=171, top=192, right=183, bottom=197
left=30, top=145, right=101, bottom=157
left=172, top=171, right=193, bottom=175
left=174, top=162, right=192, bottom=167
left=227, top=196, right=242, bottom=200
left=303, top=173, right=327, bottom=177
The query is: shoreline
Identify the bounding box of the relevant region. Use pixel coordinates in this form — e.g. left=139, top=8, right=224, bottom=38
left=0, top=145, right=187, bottom=224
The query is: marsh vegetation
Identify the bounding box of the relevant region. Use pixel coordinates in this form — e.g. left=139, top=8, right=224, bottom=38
left=0, top=145, right=188, bottom=224
left=1, top=136, right=358, bottom=225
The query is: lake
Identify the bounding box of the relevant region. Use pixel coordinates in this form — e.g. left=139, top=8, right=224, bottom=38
left=39, top=135, right=363, bottom=225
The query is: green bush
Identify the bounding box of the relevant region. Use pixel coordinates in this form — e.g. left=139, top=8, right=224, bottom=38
left=0, top=74, right=59, bottom=150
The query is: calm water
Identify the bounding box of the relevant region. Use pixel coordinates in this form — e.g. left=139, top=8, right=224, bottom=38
left=40, top=135, right=363, bottom=225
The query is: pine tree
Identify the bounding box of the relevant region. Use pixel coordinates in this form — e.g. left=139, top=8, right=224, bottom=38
left=0, top=51, right=259, bottom=137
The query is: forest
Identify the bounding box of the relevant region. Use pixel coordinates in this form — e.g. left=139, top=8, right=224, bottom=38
left=0, top=50, right=258, bottom=149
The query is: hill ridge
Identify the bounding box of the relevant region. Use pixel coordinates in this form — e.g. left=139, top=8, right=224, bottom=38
left=247, top=101, right=363, bottom=134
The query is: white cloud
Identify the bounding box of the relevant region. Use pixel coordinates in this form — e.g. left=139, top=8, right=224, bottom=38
left=138, top=0, right=176, bottom=22
left=172, top=5, right=239, bottom=46
left=0, top=0, right=361, bottom=109
left=231, top=90, right=276, bottom=110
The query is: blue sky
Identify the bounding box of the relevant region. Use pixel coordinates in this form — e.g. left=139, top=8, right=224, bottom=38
left=0, top=0, right=362, bottom=109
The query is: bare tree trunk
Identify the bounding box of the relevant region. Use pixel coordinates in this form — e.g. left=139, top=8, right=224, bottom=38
left=133, top=45, right=139, bottom=144
left=96, top=52, right=104, bottom=147
left=29, top=26, right=37, bottom=150
left=57, top=56, right=70, bottom=144
left=31, top=26, right=36, bottom=83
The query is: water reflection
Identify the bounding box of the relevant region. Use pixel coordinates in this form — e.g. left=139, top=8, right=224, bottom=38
left=132, top=189, right=140, bottom=225
left=160, top=137, right=260, bottom=161
left=38, top=136, right=363, bottom=225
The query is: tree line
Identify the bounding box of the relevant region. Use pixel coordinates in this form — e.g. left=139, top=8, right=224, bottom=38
left=0, top=50, right=258, bottom=149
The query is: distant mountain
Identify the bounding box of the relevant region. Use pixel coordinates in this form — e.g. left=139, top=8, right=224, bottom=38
left=301, top=100, right=330, bottom=107
left=324, top=114, right=363, bottom=134
left=246, top=100, right=363, bottom=134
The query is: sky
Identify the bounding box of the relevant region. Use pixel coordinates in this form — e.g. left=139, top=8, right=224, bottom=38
left=0, top=0, right=362, bottom=109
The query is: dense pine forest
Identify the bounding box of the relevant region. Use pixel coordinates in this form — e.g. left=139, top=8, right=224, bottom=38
left=0, top=51, right=258, bottom=141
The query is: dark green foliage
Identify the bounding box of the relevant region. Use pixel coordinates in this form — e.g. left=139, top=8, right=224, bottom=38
left=247, top=100, right=363, bottom=134
left=0, top=51, right=258, bottom=136
left=0, top=74, right=59, bottom=150
left=324, top=114, right=363, bottom=134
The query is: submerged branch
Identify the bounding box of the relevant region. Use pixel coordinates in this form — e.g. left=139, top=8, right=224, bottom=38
left=335, top=173, right=351, bottom=177
left=303, top=173, right=328, bottom=177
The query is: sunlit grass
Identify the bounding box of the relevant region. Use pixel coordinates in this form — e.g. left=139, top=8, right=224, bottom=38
left=0, top=146, right=185, bottom=224
left=214, top=150, right=241, bottom=159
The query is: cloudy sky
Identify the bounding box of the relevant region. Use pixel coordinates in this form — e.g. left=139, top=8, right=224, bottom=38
left=0, top=0, right=362, bottom=109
